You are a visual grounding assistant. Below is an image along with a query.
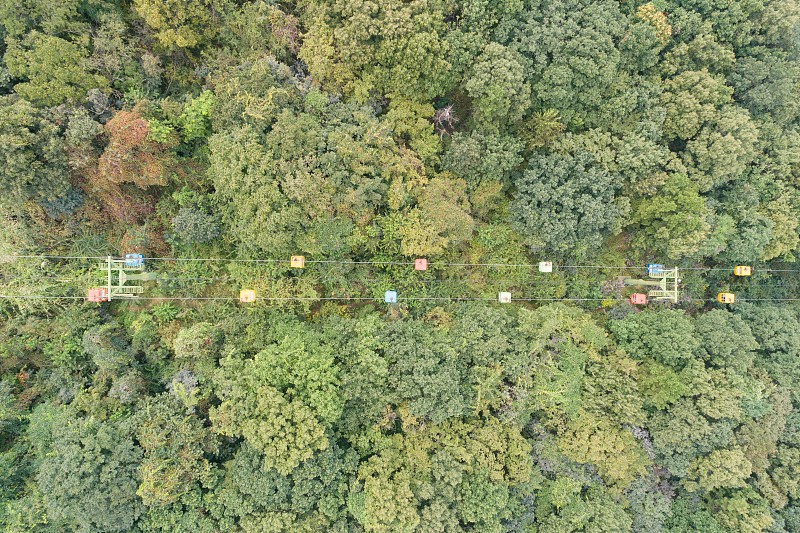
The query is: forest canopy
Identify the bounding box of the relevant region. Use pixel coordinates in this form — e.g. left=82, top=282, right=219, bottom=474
left=1, top=0, right=800, bottom=531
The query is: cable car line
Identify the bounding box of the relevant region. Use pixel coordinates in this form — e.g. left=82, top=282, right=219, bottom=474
left=0, top=293, right=614, bottom=302
left=5, top=253, right=799, bottom=273
left=1, top=292, right=799, bottom=303
left=4, top=253, right=798, bottom=305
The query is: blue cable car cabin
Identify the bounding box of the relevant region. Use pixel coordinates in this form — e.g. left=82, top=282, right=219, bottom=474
left=124, top=253, right=144, bottom=268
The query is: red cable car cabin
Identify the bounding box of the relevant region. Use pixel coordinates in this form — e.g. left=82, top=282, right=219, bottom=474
left=630, top=293, right=647, bottom=305
left=87, top=287, right=109, bottom=302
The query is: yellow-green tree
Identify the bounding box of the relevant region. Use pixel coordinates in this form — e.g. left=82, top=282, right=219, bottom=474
left=5, top=31, right=107, bottom=106
left=132, top=0, right=229, bottom=49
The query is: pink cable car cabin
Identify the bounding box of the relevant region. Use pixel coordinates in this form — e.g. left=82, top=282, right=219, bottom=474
left=87, top=287, right=109, bottom=302
left=630, top=293, right=647, bottom=305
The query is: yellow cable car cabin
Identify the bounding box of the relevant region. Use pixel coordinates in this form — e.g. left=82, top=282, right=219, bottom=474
left=717, top=292, right=735, bottom=304
left=734, top=266, right=752, bottom=276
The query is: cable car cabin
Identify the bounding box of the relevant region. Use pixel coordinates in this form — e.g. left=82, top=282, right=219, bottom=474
left=384, top=290, right=398, bottom=304
left=539, top=261, right=553, bottom=273
left=415, top=258, right=428, bottom=271
left=87, top=287, right=109, bottom=302
left=647, top=264, right=664, bottom=276
left=290, top=255, right=305, bottom=268
left=124, top=253, right=144, bottom=268
left=717, top=292, right=735, bottom=304
left=239, top=289, right=256, bottom=303
left=630, top=293, right=647, bottom=305
left=734, top=266, right=752, bottom=276
left=498, top=292, right=512, bottom=304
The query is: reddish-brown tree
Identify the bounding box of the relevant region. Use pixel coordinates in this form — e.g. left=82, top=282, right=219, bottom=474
left=96, top=108, right=174, bottom=190
left=86, top=108, right=174, bottom=223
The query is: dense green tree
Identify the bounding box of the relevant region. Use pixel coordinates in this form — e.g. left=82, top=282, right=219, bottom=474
left=760, top=191, right=800, bottom=261
left=441, top=129, right=524, bottom=187
left=684, top=447, right=753, bottom=492
left=209, top=101, right=423, bottom=257
left=209, top=57, right=298, bottom=131
left=87, top=13, right=141, bottom=92
left=726, top=218, right=772, bottom=261
left=512, top=0, right=628, bottom=129
left=625, top=474, right=673, bottom=533
left=511, top=151, right=628, bottom=256
left=398, top=175, right=475, bottom=257
left=35, top=407, right=143, bottom=531
left=299, top=0, right=452, bottom=100
left=458, top=469, right=512, bottom=530
left=380, top=320, right=468, bottom=423
left=648, top=398, right=737, bottom=476
left=0, top=0, right=84, bottom=38
left=558, top=409, right=649, bottom=488
left=660, top=69, right=732, bottom=141
left=0, top=96, right=70, bottom=208
left=208, top=125, right=302, bottom=256
left=464, top=42, right=530, bottom=125
left=211, top=381, right=328, bottom=476
left=666, top=495, right=727, bottom=532
left=582, top=349, right=646, bottom=425
left=637, top=359, right=691, bottom=409
left=132, top=0, right=229, bottom=49
left=212, top=442, right=293, bottom=528
left=4, top=32, right=106, bottom=106
left=82, top=323, right=135, bottom=373
left=620, top=4, right=672, bottom=73
left=695, top=309, right=758, bottom=373
left=63, top=106, right=103, bottom=170
left=351, top=417, right=532, bottom=532
left=219, top=2, right=300, bottom=61
left=172, top=207, right=220, bottom=244
left=383, top=97, right=440, bottom=164
left=630, top=173, right=711, bottom=258
left=730, top=50, right=800, bottom=126
left=610, top=309, right=700, bottom=368
left=713, top=487, right=774, bottom=532
left=214, top=442, right=356, bottom=531
left=536, top=478, right=634, bottom=532
left=178, top=90, right=215, bottom=143
left=659, top=33, right=735, bottom=77
left=134, top=394, right=218, bottom=506
left=210, top=330, right=341, bottom=474
left=514, top=304, right=609, bottom=427
left=683, top=105, right=760, bottom=190
left=737, top=305, right=800, bottom=405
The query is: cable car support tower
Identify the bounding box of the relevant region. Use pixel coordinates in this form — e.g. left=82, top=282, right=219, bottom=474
left=623, top=265, right=681, bottom=303
left=88, top=255, right=162, bottom=301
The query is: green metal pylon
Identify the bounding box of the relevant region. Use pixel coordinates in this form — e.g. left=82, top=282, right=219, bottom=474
left=623, top=267, right=680, bottom=303
left=96, top=256, right=163, bottom=301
